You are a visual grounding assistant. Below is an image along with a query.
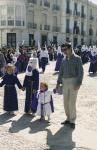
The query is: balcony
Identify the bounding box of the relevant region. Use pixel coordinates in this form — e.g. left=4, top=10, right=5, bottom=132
left=40, top=24, right=42, bottom=30
left=66, top=9, right=72, bottom=15
left=52, top=4, right=60, bottom=11
left=66, top=28, right=72, bottom=34
left=44, top=25, right=50, bottom=30
left=27, top=0, right=37, bottom=4
left=73, top=26, right=80, bottom=34
left=73, top=11, right=80, bottom=17
left=81, top=14, right=86, bottom=19
left=28, top=22, right=37, bottom=29
left=44, top=1, right=50, bottom=7
left=40, top=0, right=42, bottom=5
left=89, top=29, right=93, bottom=36
left=52, top=26, right=60, bottom=32
left=90, top=16, right=94, bottom=20
left=81, top=31, right=85, bottom=36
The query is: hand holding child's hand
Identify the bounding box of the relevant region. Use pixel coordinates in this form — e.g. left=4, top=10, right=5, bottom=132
left=32, top=89, right=36, bottom=93
left=21, top=87, right=25, bottom=91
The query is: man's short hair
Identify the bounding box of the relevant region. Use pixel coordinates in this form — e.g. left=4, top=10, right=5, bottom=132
left=61, top=43, right=72, bottom=49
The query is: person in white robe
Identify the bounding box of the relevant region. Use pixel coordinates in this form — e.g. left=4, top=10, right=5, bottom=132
left=37, top=82, right=54, bottom=122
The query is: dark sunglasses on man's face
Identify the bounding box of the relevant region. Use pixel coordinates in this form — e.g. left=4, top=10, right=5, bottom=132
left=62, top=48, right=68, bottom=51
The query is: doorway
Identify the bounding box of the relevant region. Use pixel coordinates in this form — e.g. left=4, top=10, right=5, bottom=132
left=7, top=33, right=16, bottom=48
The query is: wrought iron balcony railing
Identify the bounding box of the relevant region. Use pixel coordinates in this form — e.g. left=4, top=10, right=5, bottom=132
left=52, top=4, right=60, bottom=11
left=27, top=0, right=37, bottom=4
left=44, top=25, right=50, bottom=30
left=81, top=14, right=86, bottom=18
left=66, top=9, right=72, bottom=15
left=52, top=26, right=60, bottom=32
left=28, top=22, right=37, bottom=29
left=66, top=28, right=72, bottom=34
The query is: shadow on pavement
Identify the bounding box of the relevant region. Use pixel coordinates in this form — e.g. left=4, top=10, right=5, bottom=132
left=29, top=119, right=50, bottom=134
left=9, top=114, right=33, bottom=133
left=88, top=73, right=97, bottom=77
left=46, top=126, right=75, bottom=150
left=0, top=112, right=14, bottom=125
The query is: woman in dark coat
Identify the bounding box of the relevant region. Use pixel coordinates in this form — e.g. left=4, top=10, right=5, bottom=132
left=23, top=57, right=39, bottom=115
left=0, top=64, right=23, bottom=114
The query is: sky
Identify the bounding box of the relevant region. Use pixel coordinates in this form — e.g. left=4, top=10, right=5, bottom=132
left=89, top=0, right=97, bottom=4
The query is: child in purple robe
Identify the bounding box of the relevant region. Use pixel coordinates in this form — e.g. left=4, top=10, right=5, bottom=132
left=0, top=64, right=23, bottom=115
left=23, top=57, right=39, bottom=116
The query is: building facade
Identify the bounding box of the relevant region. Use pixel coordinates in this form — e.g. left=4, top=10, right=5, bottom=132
left=0, top=0, right=26, bottom=47
left=0, top=0, right=97, bottom=48
left=87, top=1, right=97, bottom=46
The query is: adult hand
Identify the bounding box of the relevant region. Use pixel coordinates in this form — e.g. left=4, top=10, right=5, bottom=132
left=33, top=89, right=36, bottom=93
left=53, top=85, right=58, bottom=93
left=22, top=87, right=25, bottom=91
left=74, top=86, right=80, bottom=90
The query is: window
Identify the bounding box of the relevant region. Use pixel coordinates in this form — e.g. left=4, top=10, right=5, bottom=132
left=7, top=6, right=14, bottom=26
left=21, top=6, right=25, bottom=26
left=29, top=34, right=34, bottom=46
left=53, top=16, right=57, bottom=26
left=1, top=20, right=6, bottom=26
left=15, top=5, right=21, bottom=26
left=41, top=35, right=47, bottom=46
left=81, top=5, right=84, bottom=14
left=74, top=3, right=77, bottom=11
left=81, top=22, right=84, bottom=33
left=66, top=19, right=70, bottom=33
left=28, top=10, right=34, bottom=23
left=66, top=19, right=70, bottom=29
left=1, top=6, right=7, bottom=20
left=90, top=9, right=92, bottom=17
left=0, top=4, right=26, bottom=27
left=0, top=5, right=7, bottom=26
left=53, top=36, right=57, bottom=45
left=42, top=14, right=47, bottom=24
left=53, top=0, right=58, bottom=4
left=66, top=0, right=70, bottom=10
left=7, top=33, right=16, bottom=48
left=7, top=6, right=14, bottom=19
left=8, top=20, right=14, bottom=26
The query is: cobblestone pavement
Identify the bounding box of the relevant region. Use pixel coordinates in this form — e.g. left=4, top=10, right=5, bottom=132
left=0, top=61, right=97, bottom=150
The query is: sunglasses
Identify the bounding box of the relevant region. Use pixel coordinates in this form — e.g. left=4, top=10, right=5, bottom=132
left=62, top=48, right=68, bottom=51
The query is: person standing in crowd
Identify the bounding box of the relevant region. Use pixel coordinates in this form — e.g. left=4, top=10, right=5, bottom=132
left=56, top=43, right=83, bottom=129
left=6, top=50, right=13, bottom=64
left=81, top=45, right=89, bottom=64
left=54, top=45, right=64, bottom=72
left=48, top=47, right=54, bottom=61
left=0, top=64, right=23, bottom=115
left=0, top=50, right=6, bottom=77
left=23, top=57, right=39, bottom=116
left=88, top=46, right=97, bottom=74
left=40, top=47, right=49, bottom=73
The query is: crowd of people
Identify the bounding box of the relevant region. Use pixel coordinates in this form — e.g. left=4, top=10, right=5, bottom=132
left=79, top=45, right=97, bottom=74
left=1, top=42, right=97, bottom=129
left=0, top=45, right=59, bottom=77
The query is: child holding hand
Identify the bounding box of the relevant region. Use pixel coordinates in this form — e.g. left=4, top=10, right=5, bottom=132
left=37, top=82, right=54, bottom=122
left=0, top=63, right=23, bottom=115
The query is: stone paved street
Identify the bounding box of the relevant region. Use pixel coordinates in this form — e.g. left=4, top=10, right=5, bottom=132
left=0, top=61, right=97, bottom=150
